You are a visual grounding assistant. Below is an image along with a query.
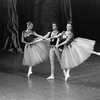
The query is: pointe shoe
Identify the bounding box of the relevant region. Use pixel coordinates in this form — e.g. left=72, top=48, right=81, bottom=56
left=65, top=74, right=70, bottom=82
left=27, top=71, right=32, bottom=78
left=46, top=76, right=54, bottom=80
left=97, top=52, right=100, bottom=56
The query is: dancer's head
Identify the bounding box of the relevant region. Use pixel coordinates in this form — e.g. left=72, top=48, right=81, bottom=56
left=52, top=22, right=57, bottom=30
left=66, top=21, right=72, bottom=31
left=26, top=22, right=33, bottom=30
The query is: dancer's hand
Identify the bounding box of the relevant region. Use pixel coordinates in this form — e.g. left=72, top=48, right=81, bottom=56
left=55, top=45, right=59, bottom=48
left=43, top=37, right=48, bottom=40
left=44, top=38, right=51, bottom=41
left=47, top=38, right=51, bottom=40
left=42, top=37, right=47, bottom=40
left=31, top=41, right=36, bottom=45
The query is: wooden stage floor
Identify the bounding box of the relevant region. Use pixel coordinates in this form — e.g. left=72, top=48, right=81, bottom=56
left=0, top=43, right=100, bottom=100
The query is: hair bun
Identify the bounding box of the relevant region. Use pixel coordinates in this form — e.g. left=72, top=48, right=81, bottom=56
left=68, top=21, right=72, bottom=24
left=26, top=22, right=33, bottom=26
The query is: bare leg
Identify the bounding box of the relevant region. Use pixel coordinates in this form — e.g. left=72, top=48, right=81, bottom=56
left=46, top=48, right=55, bottom=79
left=27, top=66, right=32, bottom=78
left=55, top=48, right=61, bottom=63
left=64, top=69, right=70, bottom=82
left=55, top=48, right=69, bottom=81
left=55, top=47, right=68, bottom=81
left=91, top=50, right=100, bottom=56
left=63, top=69, right=66, bottom=77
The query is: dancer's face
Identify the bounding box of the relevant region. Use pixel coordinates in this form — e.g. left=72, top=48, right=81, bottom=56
left=66, top=24, right=72, bottom=31
left=52, top=23, right=57, bottom=30
left=27, top=23, right=33, bottom=30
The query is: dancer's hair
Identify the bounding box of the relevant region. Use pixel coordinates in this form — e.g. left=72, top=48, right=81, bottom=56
left=67, top=21, right=72, bottom=25
left=26, top=21, right=33, bottom=26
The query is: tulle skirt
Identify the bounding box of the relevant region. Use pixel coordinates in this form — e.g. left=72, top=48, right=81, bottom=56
left=61, top=37, right=96, bottom=69
left=22, top=40, right=49, bottom=66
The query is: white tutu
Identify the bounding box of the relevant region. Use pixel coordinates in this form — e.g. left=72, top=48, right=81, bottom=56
left=22, top=40, right=49, bottom=66
left=61, top=37, right=96, bottom=69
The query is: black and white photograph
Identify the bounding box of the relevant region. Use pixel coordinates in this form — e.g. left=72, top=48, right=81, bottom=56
left=0, top=0, right=100, bottom=100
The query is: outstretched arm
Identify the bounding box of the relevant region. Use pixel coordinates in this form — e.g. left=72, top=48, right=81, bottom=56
left=43, top=32, right=52, bottom=41
left=57, top=33, right=73, bottom=47
left=55, top=38, right=60, bottom=47
left=34, top=32, right=44, bottom=38
left=44, top=32, right=51, bottom=38
left=50, top=31, right=64, bottom=39
left=28, top=32, right=48, bottom=44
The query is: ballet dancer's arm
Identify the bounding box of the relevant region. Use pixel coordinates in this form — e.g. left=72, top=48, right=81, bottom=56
left=55, top=38, right=60, bottom=47
left=50, top=31, right=64, bottom=39
left=21, top=32, right=29, bottom=44
left=33, top=32, right=44, bottom=39
left=28, top=38, right=45, bottom=45
left=43, top=32, right=51, bottom=41
left=31, top=32, right=51, bottom=44
left=44, top=32, right=51, bottom=38
left=57, top=33, right=73, bottom=48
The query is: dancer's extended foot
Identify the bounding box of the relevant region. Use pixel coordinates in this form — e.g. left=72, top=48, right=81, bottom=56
left=46, top=75, right=54, bottom=80
left=65, top=74, right=70, bottom=82
left=27, top=70, right=32, bottom=78
left=97, top=52, right=100, bottom=56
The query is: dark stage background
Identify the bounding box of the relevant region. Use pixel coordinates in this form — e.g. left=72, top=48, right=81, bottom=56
left=0, top=0, right=100, bottom=51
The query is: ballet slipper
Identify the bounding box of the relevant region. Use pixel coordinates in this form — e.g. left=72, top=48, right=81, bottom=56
left=97, top=52, right=100, bottom=56
left=46, top=75, right=54, bottom=80
left=65, top=74, right=70, bottom=82
left=63, top=70, right=66, bottom=77
left=27, top=70, right=32, bottom=78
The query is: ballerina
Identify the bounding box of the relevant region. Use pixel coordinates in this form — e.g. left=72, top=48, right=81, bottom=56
left=51, top=21, right=100, bottom=81
left=22, top=22, right=49, bottom=77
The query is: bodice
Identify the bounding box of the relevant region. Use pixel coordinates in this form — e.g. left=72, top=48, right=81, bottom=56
left=23, top=31, right=37, bottom=43
left=58, top=31, right=74, bottom=50
left=50, top=30, right=59, bottom=46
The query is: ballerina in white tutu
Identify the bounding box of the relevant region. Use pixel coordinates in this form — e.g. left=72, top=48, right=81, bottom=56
left=51, top=21, right=100, bottom=81
left=22, top=22, right=49, bottom=77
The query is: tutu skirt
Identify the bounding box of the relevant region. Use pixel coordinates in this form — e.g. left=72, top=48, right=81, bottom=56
left=22, top=40, right=49, bottom=66
left=61, top=37, right=96, bottom=69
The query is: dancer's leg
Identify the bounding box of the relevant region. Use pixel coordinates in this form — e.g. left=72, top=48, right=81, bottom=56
left=55, top=48, right=61, bottom=63
left=64, top=69, right=70, bottom=82
left=91, top=50, right=100, bottom=56
left=63, top=69, right=66, bottom=77
left=46, top=48, right=55, bottom=79
left=27, top=66, right=32, bottom=78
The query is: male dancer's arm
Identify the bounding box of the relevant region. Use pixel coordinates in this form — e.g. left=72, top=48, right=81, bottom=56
left=50, top=31, right=64, bottom=39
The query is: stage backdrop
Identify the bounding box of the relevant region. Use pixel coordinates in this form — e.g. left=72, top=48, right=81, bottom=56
left=0, top=0, right=100, bottom=50
left=0, top=0, right=21, bottom=51
left=0, top=0, right=72, bottom=50
left=71, top=0, right=100, bottom=41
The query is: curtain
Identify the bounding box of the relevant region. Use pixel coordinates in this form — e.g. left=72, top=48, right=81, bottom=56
left=0, top=0, right=72, bottom=51
left=2, top=0, right=21, bottom=52
left=59, top=0, right=72, bottom=31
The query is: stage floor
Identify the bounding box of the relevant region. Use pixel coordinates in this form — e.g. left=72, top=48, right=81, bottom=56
left=0, top=43, right=100, bottom=100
